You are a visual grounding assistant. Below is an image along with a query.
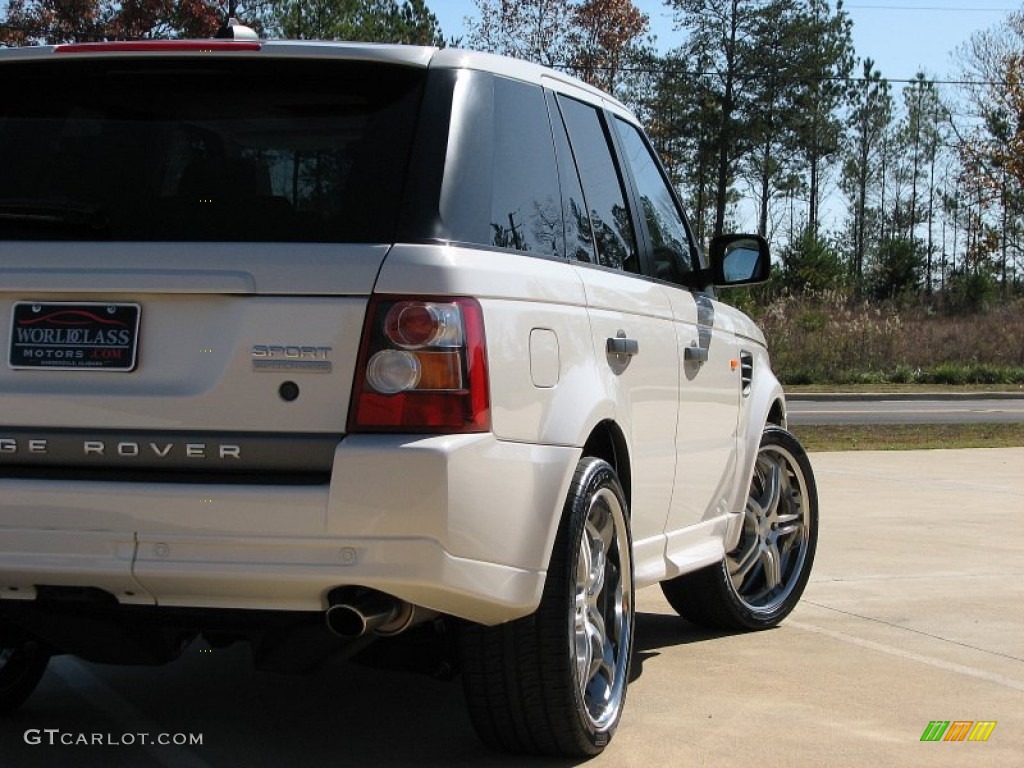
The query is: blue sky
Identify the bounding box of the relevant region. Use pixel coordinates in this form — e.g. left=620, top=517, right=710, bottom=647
left=1, top=0, right=1014, bottom=79
left=432, top=0, right=1020, bottom=84
left=432, top=1, right=1021, bottom=233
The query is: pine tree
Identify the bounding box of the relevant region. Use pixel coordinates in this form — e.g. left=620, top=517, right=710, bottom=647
left=787, top=0, right=854, bottom=237
left=841, top=58, right=892, bottom=291
left=271, top=0, right=444, bottom=45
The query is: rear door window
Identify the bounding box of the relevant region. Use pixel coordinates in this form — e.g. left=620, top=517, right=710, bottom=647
left=0, top=58, right=424, bottom=242
left=545, top=90, right=595, bottom=264
left=555, top=96, right=638, bottom=273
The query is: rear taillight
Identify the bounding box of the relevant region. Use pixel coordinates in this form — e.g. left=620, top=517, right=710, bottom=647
left=348, top=297, right=490, bottom=433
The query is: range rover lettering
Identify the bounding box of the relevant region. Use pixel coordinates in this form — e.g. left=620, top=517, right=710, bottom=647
left=0, top=33, right=818, bottom=757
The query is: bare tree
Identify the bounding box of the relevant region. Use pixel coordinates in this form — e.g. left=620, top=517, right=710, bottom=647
left=464, top=0, right=574, bottom=68
left=568, top=0, right=648, bottom=92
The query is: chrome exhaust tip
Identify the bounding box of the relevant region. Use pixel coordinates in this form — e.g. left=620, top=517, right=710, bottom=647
left=325, top=592, right=401, bottom=638
left=326, top=587, right=443, bottom=639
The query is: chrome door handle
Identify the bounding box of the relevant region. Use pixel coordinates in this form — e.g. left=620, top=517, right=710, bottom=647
left=606, top=336, right=639, bottom=357
left=684, top=345, right=708, bottom=363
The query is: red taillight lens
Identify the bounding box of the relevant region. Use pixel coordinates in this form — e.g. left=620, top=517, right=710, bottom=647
left=349, top=297, right=490, bottom=433
left=384, top=302, right=463, bottom=349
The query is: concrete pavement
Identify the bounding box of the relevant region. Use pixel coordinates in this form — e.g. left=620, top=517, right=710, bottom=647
left=2, top=448, right=1022, bottom=767
left=606, top=447, right=1024, bottom=768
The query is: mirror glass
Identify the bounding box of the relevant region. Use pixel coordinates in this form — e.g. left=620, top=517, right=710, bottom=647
left=721, top=238, right=762, bottom=283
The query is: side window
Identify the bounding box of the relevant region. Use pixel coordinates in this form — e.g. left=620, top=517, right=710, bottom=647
left=556, top=95, right=638, bottom=273
left=545, top=90, right=595, bottom=263
left=491, top=78, right=564, bottom=256
left=614, top=118, right=696, bottom=284
left=441, top=74, right=563, bottom=258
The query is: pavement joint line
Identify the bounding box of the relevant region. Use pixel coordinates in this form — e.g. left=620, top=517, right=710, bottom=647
left=786, top=620, right=1024, bottom=693
left=813, top=572, right=1024, bottom=583
left=51, top=658, right=213, bottom=768
left=803, top=601, right=1024, bottom=664
left=787, top=391, right=1024, bottom=402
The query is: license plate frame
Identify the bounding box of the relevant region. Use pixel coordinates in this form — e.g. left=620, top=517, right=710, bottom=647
left=9, top=302, right=141, bottom=371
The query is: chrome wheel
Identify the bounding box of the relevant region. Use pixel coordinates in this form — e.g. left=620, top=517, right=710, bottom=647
left=727, top=441, right=811, bottom=613
left=573, top=486, right=632, bottom=731
left=660, top=426, right=818, bottom=630
left=459, top=457, right=633, bottom=756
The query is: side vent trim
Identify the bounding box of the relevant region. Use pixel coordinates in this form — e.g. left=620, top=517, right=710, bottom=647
left=740, top=351, right=754, bottom=398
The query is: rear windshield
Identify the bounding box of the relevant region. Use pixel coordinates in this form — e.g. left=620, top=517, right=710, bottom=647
left=0, top=57, right=424, bottom=242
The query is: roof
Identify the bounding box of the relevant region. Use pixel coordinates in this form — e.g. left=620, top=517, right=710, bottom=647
left=0, top=38, right=632, bottom=117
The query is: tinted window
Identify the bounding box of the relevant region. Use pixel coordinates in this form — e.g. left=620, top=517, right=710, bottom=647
left=545, top=90, right=595, bottom=263
left=614, top=118, right=695, bottom=284
left=440, top=75, right=563, bottom=258
left=0, top=59, right=423, bottom=242
left=556, top=96, right=637, bottom=273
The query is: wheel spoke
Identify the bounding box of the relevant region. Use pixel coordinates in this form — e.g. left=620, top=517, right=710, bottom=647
left=578, top=527, right=593, bottom=581
left=595, top=631, right=616, bottom=687
left=774, top=521, right=802, bottom=538
left=774, top=510, right=802, bottom=526
left=761, top=540, right=782, bottom=591
left=575, top=611, right=593, bottom=695
left=587, top=611, right=607, bottom=678
left=585, top=645, right=614, bottom=706
left=578, top=587, right=610, bottom=698
left=586, top=520, right=607, bottom=599
left=755, top=456, right=783, bottom=517
left=729, top=536, right=761, bottom=583
left=607, top=561, right=623, bottom=632
left=595, top=504, right=616, bottom=551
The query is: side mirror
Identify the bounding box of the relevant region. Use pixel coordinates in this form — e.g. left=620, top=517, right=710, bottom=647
left=709, top=234, right=771, bottom=287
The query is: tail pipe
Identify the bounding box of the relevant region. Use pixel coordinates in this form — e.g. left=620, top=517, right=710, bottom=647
left=324, top=588, right=436, bottom=639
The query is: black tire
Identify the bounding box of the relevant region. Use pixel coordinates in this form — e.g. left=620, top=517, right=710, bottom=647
left=0, top=628, right=50, bottom=714
left=460, top=457, right=634, bottom=757
left=661, top=426, right=818, bottom=631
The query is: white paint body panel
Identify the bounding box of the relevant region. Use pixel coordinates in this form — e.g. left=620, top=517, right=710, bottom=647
left=0, top=44, right=787, bottom=628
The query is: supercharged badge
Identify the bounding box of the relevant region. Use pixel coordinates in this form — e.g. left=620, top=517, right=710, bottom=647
left=9, top=302, right=140, bottom=371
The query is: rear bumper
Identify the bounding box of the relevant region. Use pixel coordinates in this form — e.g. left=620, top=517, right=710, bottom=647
left=0, top=434, right=580, bottom=625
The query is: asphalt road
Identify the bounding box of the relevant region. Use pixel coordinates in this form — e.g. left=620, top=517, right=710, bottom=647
left=1, top=448, right=1022, bottom=768
left=788, top=393, right=1024, bottom=425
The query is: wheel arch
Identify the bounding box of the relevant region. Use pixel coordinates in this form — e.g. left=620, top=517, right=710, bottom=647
left=537, top=419, right=632, bottom=578
left=581, top=419, right=632, bottom=512
left=725, top=358, right=787, bottom=550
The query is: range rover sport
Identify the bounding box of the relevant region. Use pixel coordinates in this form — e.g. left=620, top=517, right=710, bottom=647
left=0, top=38, right=818, bottom=757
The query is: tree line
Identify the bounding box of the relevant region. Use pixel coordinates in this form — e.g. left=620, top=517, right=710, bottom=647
left=3, top=0, right=1022, bottom=308
left=0, top=1, right=444, bottom=46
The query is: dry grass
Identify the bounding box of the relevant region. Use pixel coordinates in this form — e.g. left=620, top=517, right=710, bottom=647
left=752, top=293, right=1024, bottom=385
left=792, top=423, right=1024, bottom=452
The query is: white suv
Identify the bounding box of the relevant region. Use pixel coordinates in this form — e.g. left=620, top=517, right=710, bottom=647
left=0, top=39, right=818, bottom=757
